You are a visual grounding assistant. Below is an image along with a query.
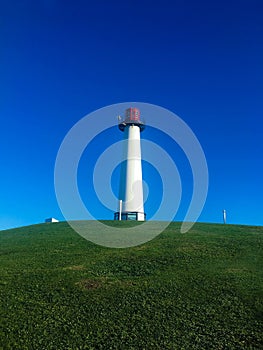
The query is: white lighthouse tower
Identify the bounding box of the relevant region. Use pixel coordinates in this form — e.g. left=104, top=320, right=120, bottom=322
left=114, top=107, right=146, bottom=221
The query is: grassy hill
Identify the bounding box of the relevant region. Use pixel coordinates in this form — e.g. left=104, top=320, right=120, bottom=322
left=0, top=221, right=262, bottom=349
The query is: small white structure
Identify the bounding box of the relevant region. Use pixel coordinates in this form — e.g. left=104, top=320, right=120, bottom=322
left=222, top=210, right=227, bottom=224
left=45, top=217, right=59, bottom=223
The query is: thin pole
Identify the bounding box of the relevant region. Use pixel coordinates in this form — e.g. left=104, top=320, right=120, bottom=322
left=119, top=200, right=122, bottom=221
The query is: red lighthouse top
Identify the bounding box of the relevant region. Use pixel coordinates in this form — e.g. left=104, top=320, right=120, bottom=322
left=118, top=107, right=145, bottom=132
left=125, top=107, right=141, bottom=121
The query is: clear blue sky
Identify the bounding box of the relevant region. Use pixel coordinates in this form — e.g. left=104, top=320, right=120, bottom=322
left=0, top=0, right=262, bottom=230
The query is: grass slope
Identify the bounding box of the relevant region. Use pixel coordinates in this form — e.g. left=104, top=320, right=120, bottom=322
left=0, top=221, right=262, bottom=349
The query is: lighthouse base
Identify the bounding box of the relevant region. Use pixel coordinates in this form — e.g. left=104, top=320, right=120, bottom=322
left=114, top=212, right=146, bottom=221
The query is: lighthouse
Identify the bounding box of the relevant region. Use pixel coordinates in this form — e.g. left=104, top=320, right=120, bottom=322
left=114, top=107, right=146, bottom=221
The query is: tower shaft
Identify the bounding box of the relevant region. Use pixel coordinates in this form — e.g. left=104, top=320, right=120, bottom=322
left=121, top=125, right=144, bottom=218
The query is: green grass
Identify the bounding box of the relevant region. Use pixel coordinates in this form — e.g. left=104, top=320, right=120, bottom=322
left=0, top=221, right=262, bottom=349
